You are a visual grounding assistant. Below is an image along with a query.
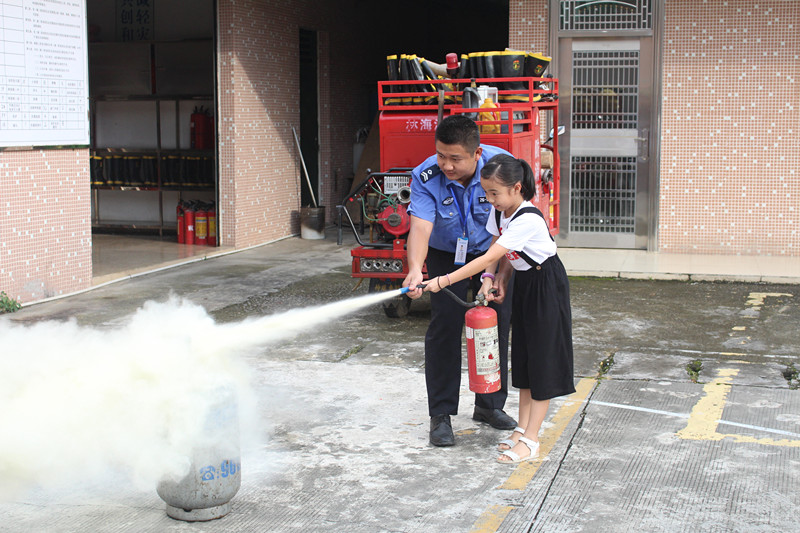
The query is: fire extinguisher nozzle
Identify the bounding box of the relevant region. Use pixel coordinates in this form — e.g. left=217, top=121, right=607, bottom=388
left=399, top=285, right=426, bottom=295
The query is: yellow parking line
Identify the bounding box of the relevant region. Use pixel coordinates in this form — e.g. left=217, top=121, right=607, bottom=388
left=745, top=292, right=792, bottom=310
left=499, top=377, right=596, bottom=491
left=469, top=505, right=515, bottom=533
left=677, top=368, right=739, bottom=440
left=474, top=362, right=799, bottom=532
left=677, top=368, right=800, bottom=447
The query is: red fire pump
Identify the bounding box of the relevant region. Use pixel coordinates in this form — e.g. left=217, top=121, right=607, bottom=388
left=337, top=58, right=560, bottom=318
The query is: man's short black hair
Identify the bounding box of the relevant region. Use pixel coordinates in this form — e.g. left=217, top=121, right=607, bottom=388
left=435, top=115, right=480, bottom=153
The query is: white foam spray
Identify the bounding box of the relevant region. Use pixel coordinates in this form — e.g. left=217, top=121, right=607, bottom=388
left=0, top=288, right=405, bottom=500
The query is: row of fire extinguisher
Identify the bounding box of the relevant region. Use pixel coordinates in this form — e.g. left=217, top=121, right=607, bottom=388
left=177, top=200, right=216, bottom=246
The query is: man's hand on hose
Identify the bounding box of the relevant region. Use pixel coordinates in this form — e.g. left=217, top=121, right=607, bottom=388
left=402, top=270, right=424, bottom=299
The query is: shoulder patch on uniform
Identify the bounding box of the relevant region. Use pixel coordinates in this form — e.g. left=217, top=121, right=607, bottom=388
left=418, top=164, right=440, bottom=183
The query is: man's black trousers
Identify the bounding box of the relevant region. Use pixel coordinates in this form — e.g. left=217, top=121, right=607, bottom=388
left=424, top=247, right=513, bottom=416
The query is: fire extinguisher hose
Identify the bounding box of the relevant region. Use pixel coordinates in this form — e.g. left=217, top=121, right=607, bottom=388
left=440, top=287, right=478, bottom=308
left=402, top=284, right=493, bottom=308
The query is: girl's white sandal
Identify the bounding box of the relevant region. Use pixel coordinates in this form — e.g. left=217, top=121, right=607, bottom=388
left=497, top=436, right=539, bottom=464
left=497, top=426, right=526, bottom=451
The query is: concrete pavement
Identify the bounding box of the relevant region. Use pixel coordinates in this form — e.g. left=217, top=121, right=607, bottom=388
left=2, top=227, right=799, bottom=532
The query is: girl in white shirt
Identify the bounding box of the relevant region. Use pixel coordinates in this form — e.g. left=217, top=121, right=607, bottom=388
left=423, top=153, right=575, bottom=464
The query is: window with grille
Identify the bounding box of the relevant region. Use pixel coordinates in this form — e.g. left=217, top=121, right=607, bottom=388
left=560, top=0, right=653, bottom=31
left=569, top=156, right=636, bottom=233
left=571, top=50, right=639, bottom=130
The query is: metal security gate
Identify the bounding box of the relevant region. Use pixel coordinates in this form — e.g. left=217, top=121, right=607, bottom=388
left=551, top=0, right=661, bottom=249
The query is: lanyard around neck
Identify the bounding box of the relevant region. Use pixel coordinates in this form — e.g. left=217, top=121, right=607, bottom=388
left=447, top=181, right=475, bottom=236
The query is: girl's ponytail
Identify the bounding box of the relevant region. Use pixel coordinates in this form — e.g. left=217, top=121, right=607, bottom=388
left=519, top=159, right=535, bottom=201
left=481, top=153, right=536, bottom=201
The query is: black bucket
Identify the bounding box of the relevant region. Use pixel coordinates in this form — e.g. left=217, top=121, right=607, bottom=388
left=300, top=206, right=326, bottom=240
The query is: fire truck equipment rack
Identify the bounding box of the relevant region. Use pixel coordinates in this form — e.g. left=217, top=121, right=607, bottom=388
left=336, top=76, right=559, bottom=317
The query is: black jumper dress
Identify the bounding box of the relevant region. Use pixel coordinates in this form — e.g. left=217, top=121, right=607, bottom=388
left=498, top=207, right=576, bottom=401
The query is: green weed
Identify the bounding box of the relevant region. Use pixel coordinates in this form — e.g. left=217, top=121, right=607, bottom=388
left=0, top=291, right=21, bottom=314
left=338, top=344, right=364, bottom=362
left=687, top=359, right=703, bottom=383
left=782, top=363, right=799, bottom=390
left=598, top=350, right=616, bottom=376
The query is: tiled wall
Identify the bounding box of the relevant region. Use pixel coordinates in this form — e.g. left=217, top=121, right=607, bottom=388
left=660, top=0, right=798, bottom=255
left=0, top=150, right=92, bottom=304
left=509, top=1, right=552, bottom=158
left=509, top=0, right=550, bottom=54
left=4, top=0, right=797, bottom=306
left=217, top=1, right=301, bottom=248
left=512, top=0, right=799, bottom=256
left=216, top=0, right=364, bottom=249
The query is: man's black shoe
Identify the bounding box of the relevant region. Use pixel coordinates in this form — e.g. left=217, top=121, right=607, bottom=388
left=430, top=414, right=455, bottom=446
left=472, top=406, right=517, bottom=430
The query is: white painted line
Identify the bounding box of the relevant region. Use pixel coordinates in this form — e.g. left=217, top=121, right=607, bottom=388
left=713, top=419, right=800, bottom=439
left=591, top=400, right=688, bottom=419
left=589, top=400, right=800, bottom=439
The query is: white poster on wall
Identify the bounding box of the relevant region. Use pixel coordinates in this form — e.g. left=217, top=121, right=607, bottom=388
left=0, top=0, right=89, bottom=147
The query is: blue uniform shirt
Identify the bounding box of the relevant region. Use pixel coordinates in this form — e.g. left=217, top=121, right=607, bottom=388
left=408, top=144, right=511, bottom=254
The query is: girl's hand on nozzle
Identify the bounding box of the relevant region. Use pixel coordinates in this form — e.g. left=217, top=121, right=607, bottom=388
left=421, top=276, right=444, bottom=293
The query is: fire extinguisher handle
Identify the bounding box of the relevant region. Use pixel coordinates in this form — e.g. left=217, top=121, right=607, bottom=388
left=474, top=289, right=497, bottom=307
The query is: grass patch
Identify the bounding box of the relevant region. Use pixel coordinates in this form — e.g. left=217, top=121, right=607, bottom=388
left=782, top=363, right=799, bottom=390
left=598, top=350, right=616, bottom=376
left=686, top=359, right=703, bottom=383
left=338, top=344, right=364, bottom=362
left=0, top=291, right=21, bottom=314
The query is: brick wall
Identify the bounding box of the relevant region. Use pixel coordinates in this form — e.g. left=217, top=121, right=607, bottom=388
left=0, top=150, right=92, bottom=304
left=7, top=0, right=795, bottom=307
left=512, top=0, right=798, bottom=256
left=660, top=0, right=798, bottom=255
left=216, top=0, right=365, bottom=249
left=509, top=0, right=551, bottom=160
left=509, top=0, right=550, bottom=53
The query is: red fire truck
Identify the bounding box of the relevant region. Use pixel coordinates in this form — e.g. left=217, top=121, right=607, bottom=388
left=336, top=75, right=560, bottom=317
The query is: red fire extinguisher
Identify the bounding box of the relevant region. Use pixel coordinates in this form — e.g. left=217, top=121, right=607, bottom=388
left=184, top=204, right=196, bottom=245
left=191, top=106, right=212, bottom=150
left=195, top=208, right=208, bottom=246
left=465, top=302, right=501, bottom=394
left=428, top=286, right=501, bottom=394
left=207, top=206, right=217, bottom=246
left=400, top=284, right=501, bottom=394
left=177, top=203, right=185, bottom=244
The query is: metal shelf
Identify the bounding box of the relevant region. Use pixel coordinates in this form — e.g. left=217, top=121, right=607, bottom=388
left=89, top=39, right=216, bottom=235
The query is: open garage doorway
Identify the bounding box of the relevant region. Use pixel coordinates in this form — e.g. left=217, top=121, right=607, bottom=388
left=88, top=0, right=513, bottom=283
left=87, top=0, right=220, bottom=281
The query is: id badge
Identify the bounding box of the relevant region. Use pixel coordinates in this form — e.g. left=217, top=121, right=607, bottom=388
left=454, top=237, right=468, bottom=265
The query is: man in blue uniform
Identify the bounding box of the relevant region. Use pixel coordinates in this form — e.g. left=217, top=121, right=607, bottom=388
left=403, top=115, right=516, bottom=446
